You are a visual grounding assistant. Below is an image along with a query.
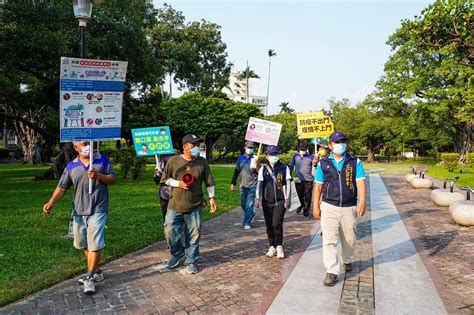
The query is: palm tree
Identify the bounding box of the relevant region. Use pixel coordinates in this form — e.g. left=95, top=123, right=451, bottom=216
left=238, top=62, right=260, bottom=103
left=266, top=49, right=277, bottom=115
left=279, top=101, right=295, bottom=114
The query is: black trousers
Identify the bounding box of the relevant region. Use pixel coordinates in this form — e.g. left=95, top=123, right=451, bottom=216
left=262, top=203, right=286, bottom=246
left=296, top=180, right=314, bottom=217
left=160, top=198, right=169, bottom=222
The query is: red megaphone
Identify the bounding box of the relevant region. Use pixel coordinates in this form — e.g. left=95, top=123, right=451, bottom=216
left=182, top=172, right=194, bottom=185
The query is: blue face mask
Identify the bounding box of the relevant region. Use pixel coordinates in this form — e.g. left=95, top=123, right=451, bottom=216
left=190, top=146, right=200, bottom=157
left=245, top=148, right=254, bottom=155
left=268, top=156, right=279, bottom=164
left=332, top=143, right=347, bottom=155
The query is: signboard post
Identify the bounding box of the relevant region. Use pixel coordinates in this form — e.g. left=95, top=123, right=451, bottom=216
left=59, top=57, right=128, bottom=193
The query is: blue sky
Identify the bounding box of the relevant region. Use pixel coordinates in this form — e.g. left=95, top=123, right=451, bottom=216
left=153, top=0, right=432, bottom=114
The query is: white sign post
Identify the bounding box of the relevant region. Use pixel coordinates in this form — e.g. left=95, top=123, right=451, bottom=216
left=59, top=57, right=128, bottom=193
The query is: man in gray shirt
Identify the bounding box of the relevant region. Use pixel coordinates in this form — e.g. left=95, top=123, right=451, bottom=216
left=230, top=141, right=259, bottom=230
left=43, top=141, right=116, bottom=294
left=289, top=141, right=315, bottom=219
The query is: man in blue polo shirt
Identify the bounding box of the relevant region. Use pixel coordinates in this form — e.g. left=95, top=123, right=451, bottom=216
left=312, top=131, right=366, bottom=287
left=43, top=141, right=116, bottom=294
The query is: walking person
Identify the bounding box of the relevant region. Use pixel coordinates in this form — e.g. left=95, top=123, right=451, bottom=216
left=230, top=141, right=259, bottom=230
left=289, top=141, right=314, bottom=219
left=42, top=141, right=116, bottom=294
left=161, top=134, right=217, bottom=274
left=255, top=145, right=291, bottom=259
left=312, top=131, right=366, bottom=286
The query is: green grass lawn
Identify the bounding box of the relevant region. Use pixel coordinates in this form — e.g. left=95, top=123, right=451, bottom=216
left=364, top=159, right=474, bottom=187
left=0, top=164, right=240, bottom=306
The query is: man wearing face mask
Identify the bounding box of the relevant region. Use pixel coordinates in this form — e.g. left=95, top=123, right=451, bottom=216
left=230, top=141, right=259, bottom=230
left=161, top=134, right=217, bottom=274
left=42, top=141, right=116, bottom=294
left=255, top=146, right=292, bottom=259
left=289, top=141, right=314, bottom=220
left=312, top=131, right=366, bottom=287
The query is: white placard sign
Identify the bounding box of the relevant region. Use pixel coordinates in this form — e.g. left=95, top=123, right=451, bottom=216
left=244, top=117, right=282, bottom=146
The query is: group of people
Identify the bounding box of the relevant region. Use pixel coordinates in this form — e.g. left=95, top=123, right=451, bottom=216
left=230, top=131, right=365, bottom=286
left=42, top=130, right=365, bottom=294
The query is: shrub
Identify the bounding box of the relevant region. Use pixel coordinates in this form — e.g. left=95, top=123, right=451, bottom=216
left=440, top=153, right=460, bottom=172
left=107, top=148, right=147, bottom=180
left=467, top=153, right=474, bottom=168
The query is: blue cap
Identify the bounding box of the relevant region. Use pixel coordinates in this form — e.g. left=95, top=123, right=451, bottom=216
left=245, top=141, right=254, bottom=148
left=266, top=145, right=279, bottom=154
left=329, top=131, right=347, bottom=143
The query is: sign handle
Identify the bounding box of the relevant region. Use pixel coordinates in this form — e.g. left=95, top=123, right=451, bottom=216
left=155, top=154, right=160, bottom=170
left=89, top=140, right=94, bottom=194
left=256, top=143, right=263, bottom=159
left=314, top=137, right=318, bottom=154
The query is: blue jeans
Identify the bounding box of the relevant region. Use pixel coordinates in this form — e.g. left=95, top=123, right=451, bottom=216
left=165, top=208, right=202, bottom=265
left=240, top=187, right=256, bottom=226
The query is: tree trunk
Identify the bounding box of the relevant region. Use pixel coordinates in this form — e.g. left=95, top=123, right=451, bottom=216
left=205, top=138, right=216, bottom=164
left=13, top=119, right=38, bottom=164
left=367, top=146, right=375, bottom=163
left=454, top=120, right=473, bottom=163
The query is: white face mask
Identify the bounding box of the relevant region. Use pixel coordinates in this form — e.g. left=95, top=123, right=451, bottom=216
left=80, top=145, right=90, bottom=157
left=299, top=150, right=307, bottom=155
left=332, top=143, right=347, bottom=155
left=268, top=156, right=280, bottom=164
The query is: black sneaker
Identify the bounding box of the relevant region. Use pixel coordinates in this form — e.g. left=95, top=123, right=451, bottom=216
left=323, top=273, right=338, bottom=286
left=296, top=207, right=302, bottom=214
left=344, top=263, right=352, bottom=272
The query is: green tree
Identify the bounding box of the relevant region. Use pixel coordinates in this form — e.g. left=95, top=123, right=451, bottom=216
left=373, top=0, right=473, bottom=162
left=267, top=113, right=298, bottom=153
left=0, top=0, right=160, bottom=167
left=279, top=101, right=295, bottom=114
left=151, top=4, right=232, bottom=94
left=161, top=92, right=262, bottom=162
left=238, top=65, right=260, bottom=103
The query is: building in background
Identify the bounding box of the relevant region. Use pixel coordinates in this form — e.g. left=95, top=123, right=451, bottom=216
left=222, top=71, right=268, bottom=114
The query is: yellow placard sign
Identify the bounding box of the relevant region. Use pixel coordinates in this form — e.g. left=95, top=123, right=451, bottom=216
left=297, top=112, right=334, bottom=139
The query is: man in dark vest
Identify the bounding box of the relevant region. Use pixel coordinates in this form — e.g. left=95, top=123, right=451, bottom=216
left=312, top=131, right=366, bottom=286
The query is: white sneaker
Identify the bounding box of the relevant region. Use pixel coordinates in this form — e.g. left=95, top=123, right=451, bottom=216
left=244, top=225, right=251, bottom=230
left=78, top=271, right=104, bottom=284
left=276, top=245, right=285, bottom=259
left=83, top=278, right=96, bottom=294
left=266, top=246, right=277, bottom=257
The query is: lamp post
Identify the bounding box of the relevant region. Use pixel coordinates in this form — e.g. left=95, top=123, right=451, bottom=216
left=72, top=0, right=94, bottom=58
left=401, top=132, right=404, bottom=161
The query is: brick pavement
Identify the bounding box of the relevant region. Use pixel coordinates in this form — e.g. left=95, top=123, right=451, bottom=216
left=1, top=207, right=316, bottom=315
left=382, top=174, right=474, bottom=314
left=339, top=176, right=374, bottom=314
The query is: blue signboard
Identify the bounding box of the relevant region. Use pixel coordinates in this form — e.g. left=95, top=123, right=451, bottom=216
left=132, top=126, right=174, bottom=156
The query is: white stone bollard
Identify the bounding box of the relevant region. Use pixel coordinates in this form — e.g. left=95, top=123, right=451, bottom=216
left=449, top=200, right=474, bottom=226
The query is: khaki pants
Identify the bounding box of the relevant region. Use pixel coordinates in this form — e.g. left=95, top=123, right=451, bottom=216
left=320, top=201, right=357, bottom=275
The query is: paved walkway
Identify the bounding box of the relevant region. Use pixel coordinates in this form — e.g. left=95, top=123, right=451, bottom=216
left=1, top=174, right=473, bottom=314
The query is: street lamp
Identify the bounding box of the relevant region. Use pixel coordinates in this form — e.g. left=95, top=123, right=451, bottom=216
left=72, top=0, right=100, bottom=58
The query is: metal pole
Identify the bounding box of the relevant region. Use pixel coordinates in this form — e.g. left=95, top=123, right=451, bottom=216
left=79, top=25, right=86, bottom=58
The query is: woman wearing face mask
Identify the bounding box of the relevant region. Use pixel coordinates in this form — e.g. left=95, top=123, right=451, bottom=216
left=255, top=145, right=292, bottom=259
